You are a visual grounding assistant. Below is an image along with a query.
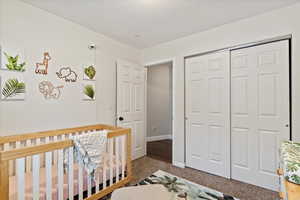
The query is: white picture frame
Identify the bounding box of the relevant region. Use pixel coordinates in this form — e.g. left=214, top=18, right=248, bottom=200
left=82, top=82, right=96, bottom=101
left=83, top=64, right=96, bottom=81
left=0, top=46, right=26, bottom=72
left=0, top=72, right=25, bottom=101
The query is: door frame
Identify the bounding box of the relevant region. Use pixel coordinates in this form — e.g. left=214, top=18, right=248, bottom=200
left=183, top=34, right=292, bottom=179
left=144, top=58, right=176, bottom=164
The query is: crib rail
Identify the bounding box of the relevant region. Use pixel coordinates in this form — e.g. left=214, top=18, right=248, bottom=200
left=0, top=124, right=118, bottom=145
left=0, top=125, right=132, bottom=200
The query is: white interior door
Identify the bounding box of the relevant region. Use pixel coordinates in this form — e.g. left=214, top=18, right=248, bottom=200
left=185, top=51, right=230, bottom=178
left=231, top=40, right=290, bottom=190
left=117, top=60, right=146, bottom=160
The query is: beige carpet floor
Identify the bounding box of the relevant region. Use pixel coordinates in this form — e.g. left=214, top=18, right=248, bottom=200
left=132, top=157, right=278, bottom=200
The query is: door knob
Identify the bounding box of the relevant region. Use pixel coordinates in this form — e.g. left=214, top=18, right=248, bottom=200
left=119, top=117, right=124, bottom=121
left=285, top=124, right=289, bottom=127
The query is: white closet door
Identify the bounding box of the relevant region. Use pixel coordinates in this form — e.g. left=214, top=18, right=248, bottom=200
left=117, top=60, right=146, bottom=160
left=231, top=40, right=290, bottom=190
left=185, top=51, right=230, bottom=178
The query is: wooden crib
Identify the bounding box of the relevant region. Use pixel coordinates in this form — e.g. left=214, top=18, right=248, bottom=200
left=0, top=124, right=132, bottom=200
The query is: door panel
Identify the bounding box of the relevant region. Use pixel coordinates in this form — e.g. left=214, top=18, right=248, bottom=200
left=117, top=60, right=146, bottom=160
left=231, top=40, right=290, bottom=190
left=185, top=51, right=230, bottom=178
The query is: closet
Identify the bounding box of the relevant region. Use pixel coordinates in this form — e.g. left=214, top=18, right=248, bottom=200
left=185, top=39, right=290, bottom=191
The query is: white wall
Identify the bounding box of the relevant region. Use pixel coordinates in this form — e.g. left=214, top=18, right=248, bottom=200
left=147, top=62, right=172, bottom=140
left=142, top=3, right=300, bottom=166
left=2, top=0, right=300, bottom=168
left=0, top=0, right=141, bottom=136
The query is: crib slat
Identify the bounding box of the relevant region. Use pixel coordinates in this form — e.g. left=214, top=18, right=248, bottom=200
left=26, top=140, right=32, bottom=172
left=36, top=138, right=40, bottom=145
left=3, top=143, right=9, bottom=150
left=53, top=136, right=58, bottom=165
left=68, top=147, right=74, bottom=200
left=3, top=143, right=13, bottom=176
left=32, top=154, right=40, bottom=200
left=95, top=168, right=99, bottom=192
left=45, top=152, right=52, bottom=200
left=109, top=139, right=113, bottom=186
left=15, top=141, right=21, bottom=176
left=57, top=149, right=64, bottom=200
left=16, top=141, right=21, bottom=148
left=103, top=155, right=107, bottom=189
left=45, top=136, right=49, bottom=143
left=116, top=137, right=120, bottom=182
left=121, top=135, right=126, bottom=180
left=86, top=131, right=92, bottom=196
left=78, top=159, right=83, bottom=200
left=16, top=158, right=25, bottom=200
left=3, top=143, right=10, bottom=175
left=87, top=175, right=92, bottom=197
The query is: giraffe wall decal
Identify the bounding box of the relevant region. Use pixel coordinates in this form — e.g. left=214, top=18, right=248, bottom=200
left=35, top=52, right=51, bottom=75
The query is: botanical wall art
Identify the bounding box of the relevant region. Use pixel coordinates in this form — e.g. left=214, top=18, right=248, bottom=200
left=35, top=52, right=51, bottom=75
left=83, top=82, right=95, bottom=101
left=2, top=52, right=26, bottom=71
left=1, top=75, right=25, bottom=100
left=0, top=46, right=26, bottom=71
left=56, top=67, right=78, bottom=82
left=39, top=81, right=64, bottom=100
left=83, top=65, right=96, bottom=80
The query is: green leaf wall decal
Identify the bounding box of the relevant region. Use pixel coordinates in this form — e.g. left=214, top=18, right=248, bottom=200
left=3, top=52, right=26, bottom=71
left=84, top=85, right=95, bottom=99
left=84, top=65, right=96, bottom=80
left=2, top=78, right=25, bottom=99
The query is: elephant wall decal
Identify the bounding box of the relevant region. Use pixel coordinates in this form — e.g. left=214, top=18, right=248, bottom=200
left=56, top=67, right=78, bottom=82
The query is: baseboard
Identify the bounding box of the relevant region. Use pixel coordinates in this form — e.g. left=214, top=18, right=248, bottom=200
left=147, top=134, right=172, bottom=142
left=173, top=161, right=185, bottom=168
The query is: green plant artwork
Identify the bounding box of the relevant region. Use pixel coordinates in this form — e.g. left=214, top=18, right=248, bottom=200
left=84, top=84, right=95, bottom=100
left=1, top=78, right=25, bottom=99
left=3, top=52, right=26, bottom=71
left=84, top=65, right=96, bottom=80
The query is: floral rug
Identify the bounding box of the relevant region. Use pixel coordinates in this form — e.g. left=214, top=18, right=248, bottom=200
left=135, top=170, right=238, bottom=200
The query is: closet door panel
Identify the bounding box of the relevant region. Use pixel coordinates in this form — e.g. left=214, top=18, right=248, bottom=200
left=185, top=51, right=230, bottom=178
left=231, top=40, right=290, bottom=191
left=231, top=50, right=255, bottom=184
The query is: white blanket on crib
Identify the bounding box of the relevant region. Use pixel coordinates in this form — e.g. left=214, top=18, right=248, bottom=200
left=64, top=130, right=108, bottom=177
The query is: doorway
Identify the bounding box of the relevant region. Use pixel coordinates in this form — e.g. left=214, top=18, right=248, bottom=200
left=146, top=61, right=173, bottom=163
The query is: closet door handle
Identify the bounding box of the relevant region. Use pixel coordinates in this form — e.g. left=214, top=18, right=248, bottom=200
left=119, top=117, right=124, bottom=121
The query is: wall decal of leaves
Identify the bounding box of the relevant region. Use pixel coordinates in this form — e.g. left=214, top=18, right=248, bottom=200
left=84, top=84, right=95, bottom=100
left=1, top=78, right=25, bottom=99
left=84, top=65, right=96, bottom=80
left=3, top=52, right=26, bottom=71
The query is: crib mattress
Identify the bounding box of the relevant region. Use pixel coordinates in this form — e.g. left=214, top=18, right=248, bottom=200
left=9, top=155, right=123, bottom=200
